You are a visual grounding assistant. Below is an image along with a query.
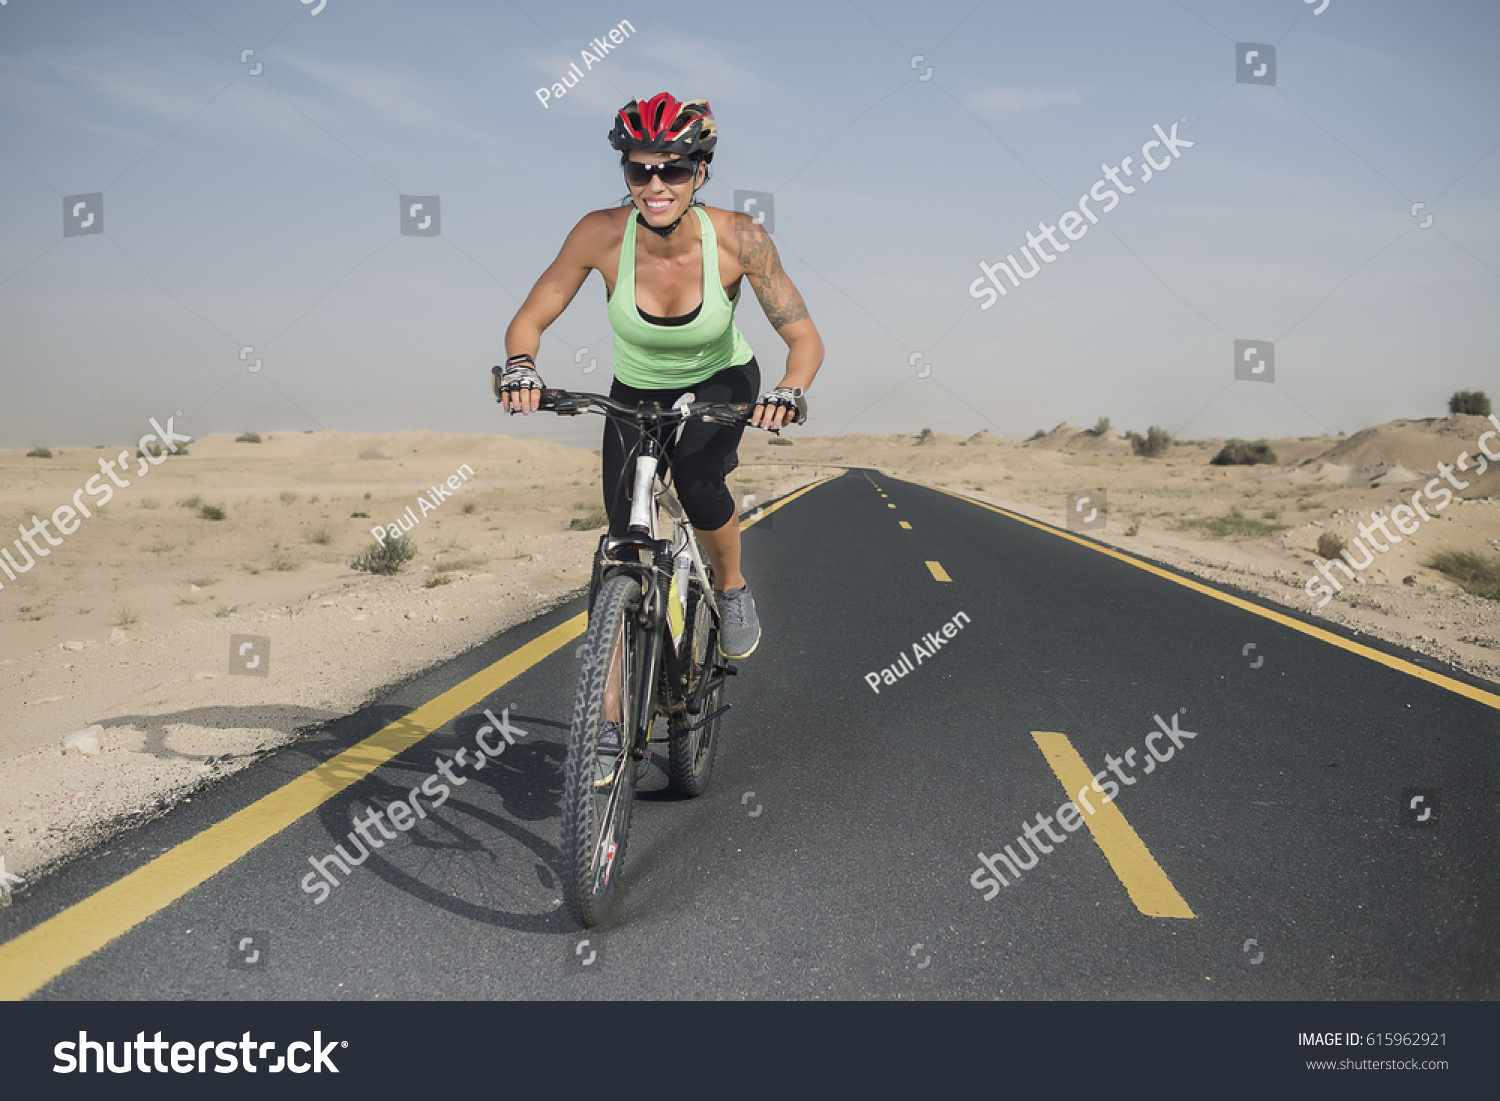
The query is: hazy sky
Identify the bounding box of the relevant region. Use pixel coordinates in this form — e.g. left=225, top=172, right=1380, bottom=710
left=1, top=0, right=1496, bottom=450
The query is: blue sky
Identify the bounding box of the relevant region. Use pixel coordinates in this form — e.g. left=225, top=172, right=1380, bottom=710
left=1, top=0, right=1496, bottom=449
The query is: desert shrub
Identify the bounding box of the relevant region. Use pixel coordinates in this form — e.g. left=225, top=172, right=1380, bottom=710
left=1424, top=549, right=1500, bottom=600
left=280, top=491, right=298, bottom=504
left=1127, top=426, right=1173, bottom=458
left=178, top=495, right=202, bottom=509
left=768, top=437, right=794, bottom=446
left=306, top=527, right=333, bottom=545
left=136, top=439, right=185, bottom=460
left=433, top=556, right=486, bottom=573
left=199, top=504, right=227, bottom=521
left=569, top=508, right=609, bottom=531
left=423, top=575, right=453, bottom=588
left=1316, top=532, right=1347, bottom=560
left=351, top=511, right=369, bottom=518
left=236, top=431, right=262, bottom=443
left=1448, top=390, right=1492, bottom=417
left=350, top=534, right=416, bottom=575
left=1091, top=417, right=1111, bottom=436
left=917, top=427, right=933, bottom=445
left=1026, top=429, right=1046, bottom=441
left=269, top=554, right=300, bottom=571
left=462, top=502, right=477, bottom=514
left=1178, top=507, right=1286, bottom=537
left=26, top=447, right=52, bottom=458
left=1211, top=439, right=1278, bottom=466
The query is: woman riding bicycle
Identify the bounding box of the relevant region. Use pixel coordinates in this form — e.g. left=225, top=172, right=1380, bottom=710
left=495, top=92, right=824, bottom=660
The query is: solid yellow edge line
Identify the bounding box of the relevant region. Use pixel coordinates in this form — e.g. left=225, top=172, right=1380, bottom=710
left=0, top=615, right=587, bottom=1001
left=741, top=470, right=842, bottom=531
left=0, top=471, right=846, bottom=1000
left=926, top=560, right=952, bottom=582
left=920, top=482, right=1500, bottom=712
left=1033, top=731, right=1195, bottom=919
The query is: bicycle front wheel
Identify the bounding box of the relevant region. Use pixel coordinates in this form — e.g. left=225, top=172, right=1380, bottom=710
left=561, top=571, right=645, bottom=927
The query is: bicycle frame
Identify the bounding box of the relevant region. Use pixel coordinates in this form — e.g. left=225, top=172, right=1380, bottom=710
left=601, top=454, right=722, bottom=756
left=538, top=387, right=747, bottom=764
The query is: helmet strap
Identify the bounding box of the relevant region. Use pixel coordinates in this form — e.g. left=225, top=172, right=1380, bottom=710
left=635, top=198, right=703, bottom=237
left=635, top=210, right=683, bottom=237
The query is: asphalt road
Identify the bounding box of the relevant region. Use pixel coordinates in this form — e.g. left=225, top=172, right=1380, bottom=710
left=3, top=468, right=1496, bottom=1000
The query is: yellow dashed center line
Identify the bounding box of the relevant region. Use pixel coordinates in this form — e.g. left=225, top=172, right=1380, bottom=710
left=899, top=521, right=912, bottom=530
left=887, top=503, right=896, bottom=509
left=925, top=560, right=951, bottom=582
left=1032, top=731, right=1195, bottom=919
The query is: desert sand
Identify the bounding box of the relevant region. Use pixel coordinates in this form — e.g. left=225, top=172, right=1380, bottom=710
left=1, top=415, right=1496, bottom=893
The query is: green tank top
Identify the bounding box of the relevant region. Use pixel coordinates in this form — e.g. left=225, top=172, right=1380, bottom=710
left=608, top=205, right=755, bottom=388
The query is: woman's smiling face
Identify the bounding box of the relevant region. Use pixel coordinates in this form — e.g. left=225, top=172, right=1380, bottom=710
left=625, top=151, right=704, bottom=224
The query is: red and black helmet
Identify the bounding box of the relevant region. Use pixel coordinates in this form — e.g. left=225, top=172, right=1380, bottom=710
left=608, top=93, right=717, bottom=163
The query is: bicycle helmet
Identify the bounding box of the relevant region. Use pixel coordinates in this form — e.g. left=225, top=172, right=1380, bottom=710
left=608, top=93, right=717, bottom=162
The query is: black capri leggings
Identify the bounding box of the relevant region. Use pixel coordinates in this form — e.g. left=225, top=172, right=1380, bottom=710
left=600, top=357, right=760, bottom=536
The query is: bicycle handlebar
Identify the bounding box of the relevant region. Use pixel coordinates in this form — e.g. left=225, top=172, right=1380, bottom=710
left=529, top=386, right=754, bottom=428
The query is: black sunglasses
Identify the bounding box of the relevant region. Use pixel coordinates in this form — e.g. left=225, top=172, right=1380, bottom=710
left=623, top=159, right=701, bottom=188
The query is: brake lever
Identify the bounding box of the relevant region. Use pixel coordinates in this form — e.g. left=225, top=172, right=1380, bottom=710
left=541, top=388, right=587, bottom=415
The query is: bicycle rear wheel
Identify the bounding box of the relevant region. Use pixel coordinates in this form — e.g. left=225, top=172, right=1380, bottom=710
left=561, top=571, right=644, bottom=927
left=668, top=573, right=724, bottom=797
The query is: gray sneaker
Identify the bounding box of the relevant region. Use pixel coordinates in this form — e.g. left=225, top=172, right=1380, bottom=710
left=715, top=584, right=761, bottom=659
left=595, top=721, right=649, bottom=786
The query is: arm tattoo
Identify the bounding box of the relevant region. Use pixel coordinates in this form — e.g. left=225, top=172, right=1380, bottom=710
left=734, top=215, right=810, bottom=331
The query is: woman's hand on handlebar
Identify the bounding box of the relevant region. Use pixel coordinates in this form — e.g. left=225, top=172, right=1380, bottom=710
left=750, top=384, right=807, bottom=431
left=493, top=359, right=544, bottom=415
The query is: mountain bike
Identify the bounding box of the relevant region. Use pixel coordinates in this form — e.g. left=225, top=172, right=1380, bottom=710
left=527, top=386, right=752, bottom=927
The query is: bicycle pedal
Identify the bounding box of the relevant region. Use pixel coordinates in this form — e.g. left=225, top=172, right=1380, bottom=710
left=723, top=664, right=738, bottom=676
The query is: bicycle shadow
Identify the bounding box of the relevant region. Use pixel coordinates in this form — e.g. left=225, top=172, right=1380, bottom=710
left=306, top=707, right=577, bottom=932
